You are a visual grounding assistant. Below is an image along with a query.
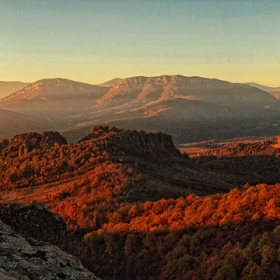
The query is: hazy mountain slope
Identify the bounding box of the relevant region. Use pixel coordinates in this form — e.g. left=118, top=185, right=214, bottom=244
left=126, top=98, right=231, bottom=120
left=1, top=75, right=279, bottom=142
left=271, top=87, right=280, bottom=100
left=247, top=82, right=280, bottom=100
left=0, top=108, right=47, bottom=140
left=98, top=75, right=279, bottom=109
left=246, top=82, right=273, bottom=92
left=61, top=95, right=279, bottom=144
left=97, top=76, right=148, bottom=106
left=0, top=78, right=108, bottom=135
left=86, top=75, right=279, bottom=143
left=97, top=78, right=122, bottom=87
left=0, top=81, right=29, bottom=99
left=0, top=78, right=107, bottom=105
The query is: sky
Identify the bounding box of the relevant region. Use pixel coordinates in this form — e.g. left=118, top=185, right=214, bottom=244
left=0, top=0, right=280, bottom=86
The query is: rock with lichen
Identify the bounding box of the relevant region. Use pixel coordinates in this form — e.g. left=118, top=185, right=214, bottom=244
left=0, top=220, right=99, bottom=279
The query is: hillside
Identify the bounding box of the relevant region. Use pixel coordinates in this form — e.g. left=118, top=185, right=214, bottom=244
left=1, top=75, right=279, bottom=143
left=0, top=78, right=108, bottom=133
left=1, top=78, right=106, bottom=103
left=97, top=75, right=278, bottom=110
left=97, top=78, right=122, bottom=87
left=271, top=88, right=280, bottom=100
left=247, top=82, right=280, bottom=100
left=0, top=108, right=48, bottom=140
left=0, top=81, right=29, bottom=99
left=0, top=126, right=238, bottom=204
left=0, top=127, right=280, bottom=279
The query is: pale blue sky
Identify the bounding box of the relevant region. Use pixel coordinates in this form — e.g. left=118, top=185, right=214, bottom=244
left=1, top=0, right=279, bottom=86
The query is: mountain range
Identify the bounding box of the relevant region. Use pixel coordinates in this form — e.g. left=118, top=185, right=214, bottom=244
left=0, top=75, right=279, bottom=142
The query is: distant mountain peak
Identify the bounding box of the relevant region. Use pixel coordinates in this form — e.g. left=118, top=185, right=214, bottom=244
left=0, top=78, right=107, bottom=103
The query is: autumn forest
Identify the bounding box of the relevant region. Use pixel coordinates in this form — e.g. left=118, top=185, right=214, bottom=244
left=0, top=126, right=280, bottom=279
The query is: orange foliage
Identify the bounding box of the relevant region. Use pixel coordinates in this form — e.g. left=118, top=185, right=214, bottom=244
left=96, top=183, right=280, bottom=233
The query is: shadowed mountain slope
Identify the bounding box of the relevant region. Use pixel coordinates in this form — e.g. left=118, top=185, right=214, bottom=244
left=0, top=108, right=48, bottom=140
left=247, top=82, right=280, bottom=100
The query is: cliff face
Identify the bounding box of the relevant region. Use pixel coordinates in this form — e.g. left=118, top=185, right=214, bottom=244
left=0, top=131, right=67, bottom=157
left=0, top=204, right=99, bottom=279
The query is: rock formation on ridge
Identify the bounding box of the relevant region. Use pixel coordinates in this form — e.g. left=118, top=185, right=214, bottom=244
left=0, top=131, right=67, bottom=157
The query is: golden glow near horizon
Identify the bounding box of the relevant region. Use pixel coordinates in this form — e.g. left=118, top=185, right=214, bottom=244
left=1, top=1, right=279, bottom=87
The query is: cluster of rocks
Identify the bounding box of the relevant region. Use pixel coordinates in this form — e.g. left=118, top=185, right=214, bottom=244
left=198, top=139, right=280, bottom=158
left=80, top=126, right=179, bottom=155
left=0, top=131, right=67, bottom=157
left=0, top=204, right=99, bottom=280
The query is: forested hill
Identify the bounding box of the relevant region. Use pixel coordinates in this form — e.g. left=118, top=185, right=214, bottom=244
left=0, top=127, right=280, bottom=279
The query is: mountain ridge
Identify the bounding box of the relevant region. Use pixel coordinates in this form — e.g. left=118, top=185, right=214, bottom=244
left=1, top=78, right=107, bottom=103
left=1, top=75, right=279, bottom=143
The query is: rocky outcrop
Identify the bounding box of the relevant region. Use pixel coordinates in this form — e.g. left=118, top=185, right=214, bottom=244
left=79, top=126, right=179, bottom=156
left=0, top=131, right=67, bottom=157
left=194, top=138, right=280, bottom=157
left=0, top=220, right=98, bottom=279
left=0, top=204, right=66, bottom=248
